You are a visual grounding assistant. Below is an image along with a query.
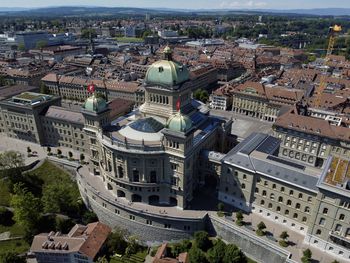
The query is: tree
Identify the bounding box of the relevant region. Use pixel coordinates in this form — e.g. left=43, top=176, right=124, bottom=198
left=207, top=239, right=226, bottom=263
left=10, top=183, right=41, bottom=231
left=55, top=217, right=74, bottom=233
left=256, top=221, right=266, bottom=236
left=0, top=207, right=14, bottom=226
left=301, top=248, right=312, bottom=263
left=235, top=211, right=244, bottom=226
left=27, top=146, right=31, bottom=156
left=0, top=151, right=24, bottom=170
left=82, top=210, right=98, bottom=224
left=41, top=176, right=80, bottom=215
left=125, top=236, right=140, bottom=256
left=36, top=40, right=47, bottom=49
left=217, top=202, right=224, bottom=212
left=193, top=89, right=209, bottom=103
left=80, top=153, right=85, bottom=163
left=279, top=231, right=289, bottom=247
left=81, top=28, right=97, bottom=39
left=194, top=231, right=211, bottom=251
left=57, top=149, right=62, bottom=156
left=40, top=82, right=49, bottom=94
left=189, top=246, right=208, bottom=263
left=222, top=244, right=247, bottom=263
left=106, top=227, right=128, bottom=255
left=0, top=252, right=26, bottom=263
left=18, top=43, right=25, bottom=51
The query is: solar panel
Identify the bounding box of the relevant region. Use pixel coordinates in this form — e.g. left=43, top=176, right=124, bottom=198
left=267, top=155, right=305, bottom=170
left=240, top=134, right=267, bottom=155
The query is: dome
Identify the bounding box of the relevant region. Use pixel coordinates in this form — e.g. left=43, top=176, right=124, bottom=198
left=145, top=47, right=190, bottom=87
left=167, top=112, right=192, bottom=133
left=83, top=94, right=107, bottom=113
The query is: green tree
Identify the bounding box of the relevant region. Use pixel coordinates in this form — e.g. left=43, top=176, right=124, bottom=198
left=36, top=40, right=47, bottom=49
left=0, top=252, right=26, bottom=263
left=10, top=183, right=41, bottom=231
left=189, top=246, right=208, bottom=263
left=256, top=221, right=266, bottom=236
left=0, top=151, right=24, bottom=170
left=331, top=260, right=340, bottom=263
left=207, top=239, right=226, bottom=263
left=279, top=231, right=289, bottom=247
left=80, top=153, right=85, bottom=163
left=41, top=180, right=80, bottom=214
left=235, top=211, right=244, bottom=226
left=81, top=28, right=97, bottom=39
left=106, top=227, right=128, bottom=255
left=217, top=202, right=224, bottom=212
left=125, top=236, right=140, bottom=256
left=40, top=82, right=49, bottom=94
left=223, top=244, right=247, bottom=263
left=301, top=248, right=312, bottom=263
left=18, top=43, right=25, bottom=51
left=55, top=217, right=74, bottom=233
left=82, top=210, right=98, bottom=224
left=194, top=231, right=211, bottom=251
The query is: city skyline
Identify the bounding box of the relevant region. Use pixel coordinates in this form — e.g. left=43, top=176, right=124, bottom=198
left=1, top=0, right=350, bottom=9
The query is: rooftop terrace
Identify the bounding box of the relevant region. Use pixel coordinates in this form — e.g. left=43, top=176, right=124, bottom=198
left=325, top=157, right=350, bottom=186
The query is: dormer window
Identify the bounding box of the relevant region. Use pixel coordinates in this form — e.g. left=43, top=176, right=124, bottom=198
left=158, top=66, right=164, bottom=72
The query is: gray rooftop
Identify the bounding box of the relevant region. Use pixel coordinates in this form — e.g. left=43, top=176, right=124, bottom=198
left=45, top=106, right=84, bottom=124
left=223, top=133, right=320, bottom=192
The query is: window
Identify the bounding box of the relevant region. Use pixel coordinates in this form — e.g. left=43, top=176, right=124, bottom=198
left=280, top=187, right=285, bottom=192
left=268, top=203, right=273, bottom=208
left=255, top=187, right=259, bottom=193
left=272, top=184, right=276, bottom=189
left=302, top=217, right=307, bottom=222
left=146, top=220, right=152, bottom=225
left=289, top=190, right=294, bottom=196
left=319, top=218, right=325, bottom=226
left=260, top=200, right=265, bottom=206
left=323, top=208, right=328, bottom=215
left=307, top=196, right=312, bottom=202
left=264, top=181, right=268, bottom=186
left=287, top=200, right=292, bottom=206
left=305, top=206, right=310, bottom=213
left=335, top=224, right=342, bottom=233
left=241, top=183, right=245, bottom=189
left=285, top=210, right=289, bottom=215
left=276, top=206, right=281, bottom=212
left=270, top=193, right=275, bottom=200
left=316, top=229, right=321, bottom=235
left=298, top=193, right=303, bottom=199
left=293, top=213, right=298, bottom=219
left=129, top=215, right=135, bottom=220
left=339, top=214, right=345, bottom=221
left=262, top=190, right=266, bottom=196
left=243, top=174, right=247, bottom=180
left=278, top=196, right=283, bottom=203
left=295, top=203, right=301, bottom=209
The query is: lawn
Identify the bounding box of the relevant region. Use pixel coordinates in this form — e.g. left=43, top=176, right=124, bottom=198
left=0, top=239, right=29, bottom=255
left=110, top=250, right=147, bottom=263
left=26, top=160, right=72, bottom=185
left=0, top=222, right=25, bottom=237
left=115, top=37, right=144, bottom=43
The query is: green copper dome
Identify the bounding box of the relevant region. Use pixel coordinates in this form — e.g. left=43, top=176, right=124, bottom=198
left=167, top=112, right=192, bottom=133
left=83, top=94, right=107, bottom=113
left=145, top=47, right=190, bottom=87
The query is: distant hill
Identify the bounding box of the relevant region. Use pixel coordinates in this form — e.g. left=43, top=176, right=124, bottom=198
left=0, top=6, right=350, bottom=17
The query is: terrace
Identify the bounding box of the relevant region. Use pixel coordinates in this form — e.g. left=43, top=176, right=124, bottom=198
left=325, top=157, right=350, bottom=186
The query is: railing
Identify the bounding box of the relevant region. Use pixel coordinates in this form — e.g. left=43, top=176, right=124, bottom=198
left=101, top=134, right=164, bottom=152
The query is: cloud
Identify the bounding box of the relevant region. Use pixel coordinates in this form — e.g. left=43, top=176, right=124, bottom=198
left=219, top=1, right=267, bottom=8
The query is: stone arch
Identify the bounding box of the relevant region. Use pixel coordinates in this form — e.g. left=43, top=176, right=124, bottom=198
left=117, top=190, right=126, bottom=198
left=132, top=194, right=142, bottom=202
left=169, top=197, right=178, bottom=206
left=148, top=195, right=160, bottom=205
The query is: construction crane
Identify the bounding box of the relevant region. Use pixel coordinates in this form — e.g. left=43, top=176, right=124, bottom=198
left=314, top=25, right=342, bottom=107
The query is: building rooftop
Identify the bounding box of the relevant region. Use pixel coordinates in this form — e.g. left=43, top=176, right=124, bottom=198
left=6, top=92, right=55, bottom=106
left=324, top=157, right=350, bottom=187
left=45, top=106, right=84, bottom=124
left=30, top=222, right=111, bottom=259
left=224, top=133, right=321, bottom=192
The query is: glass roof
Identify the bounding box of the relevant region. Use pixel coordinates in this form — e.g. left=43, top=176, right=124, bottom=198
left=129, top=117, right=164, bottom=133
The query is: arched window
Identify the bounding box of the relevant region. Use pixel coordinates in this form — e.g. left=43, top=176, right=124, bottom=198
left=302, top=217, right=307, bottom=222
left=241, top=183, right=246, bottom=189
left=260, top=200, right=265, bottom=206
left=316, top=229, right=321, bottom=235
left=295, top=203, right=301, bottom=209
left=276, top=206, right=281, bottom=212
left=285, top=210, right=289, bottom=215
left=293, top=213, right=298, bottom=219
left=262, top=190, right=266, bottom=196
left=133, top=169, right=140, bottom=182
left=280, top=187, right=285, bottom=192
left=339, top=214, right=345, bottom=221
left=287, top=200, right=292, bottom=206
left=278, top=196, right=283, bottom=203
left=268, top=203, right=273, bottom=208
left=323, top=208, right=328, bottom=214
left=270, top=193, right=275, bottom=200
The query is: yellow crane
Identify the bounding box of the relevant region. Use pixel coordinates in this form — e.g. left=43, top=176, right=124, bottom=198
left=314, top=24, right=342, bottom=108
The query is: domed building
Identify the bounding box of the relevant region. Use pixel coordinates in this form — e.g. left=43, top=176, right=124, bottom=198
left=77, top=47, right=233, bottom=242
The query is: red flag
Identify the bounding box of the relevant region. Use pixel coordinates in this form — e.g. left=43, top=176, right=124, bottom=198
left=176, top=97, right=181, bottom=111
left=87, top=83, right=95, bottom=93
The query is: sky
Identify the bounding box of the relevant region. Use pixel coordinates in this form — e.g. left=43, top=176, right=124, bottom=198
left=1, top=0, right=350, bottom=9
